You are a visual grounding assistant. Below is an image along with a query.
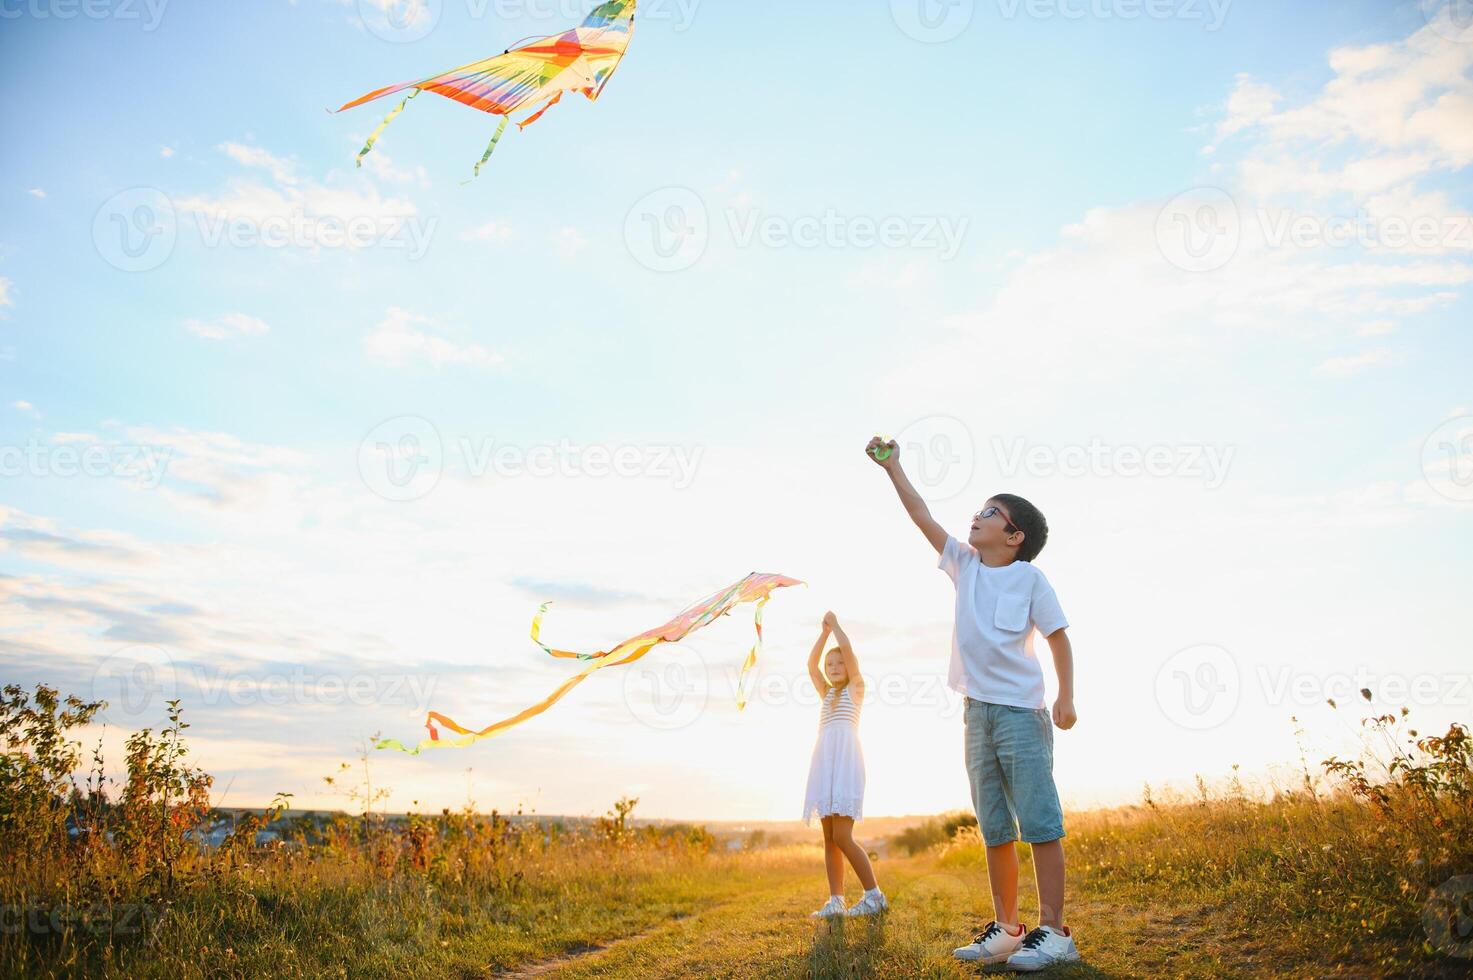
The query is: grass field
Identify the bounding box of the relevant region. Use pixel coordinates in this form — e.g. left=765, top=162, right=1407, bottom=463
left=2, top=685, right=1471, bottom=978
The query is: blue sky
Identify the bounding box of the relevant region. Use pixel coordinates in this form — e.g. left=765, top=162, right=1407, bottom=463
left=2, top=0, right=1471, bottom=821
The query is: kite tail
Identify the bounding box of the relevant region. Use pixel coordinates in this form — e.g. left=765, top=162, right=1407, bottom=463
left=734, top=594, right=772, bottom=711
left=376, top=659, right=610, bottom=755
left=516, top=91, right=563, bottom=130
left=471, top=115, right=510, bottom=179
left=530, top=602, right=598, bottom=661
left=356, top=89, right=419, bottom=168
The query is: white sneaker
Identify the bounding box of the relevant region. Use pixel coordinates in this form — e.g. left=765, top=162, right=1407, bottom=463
left=844, top=890, right=889, bottom=917
left=952, top=920, right=1027, bottom=963
left=1005, top=925, right=1080, bottom=971
left=809, top=896, right=846, bottom=918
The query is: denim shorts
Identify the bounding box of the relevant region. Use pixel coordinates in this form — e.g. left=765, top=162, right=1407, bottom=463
left=963, top=698, right=1065, bottom=846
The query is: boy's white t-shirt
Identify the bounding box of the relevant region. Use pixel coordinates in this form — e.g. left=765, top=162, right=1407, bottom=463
left=938, top=535, right=1069, bottom=710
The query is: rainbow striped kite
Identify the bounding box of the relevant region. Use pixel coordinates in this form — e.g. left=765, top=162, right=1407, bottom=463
left=378, top=572, right=803, bottom=754
left=337, top=0, right=636, bottom=178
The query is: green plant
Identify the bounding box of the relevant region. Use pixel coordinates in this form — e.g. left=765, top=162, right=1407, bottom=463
left=890, top=810, right=977, bottom=856
left=0, top=684, right=104, bottom=870
left=114, top=699, right=213, bottom=890
left=599, top=795, right=640, bottom=843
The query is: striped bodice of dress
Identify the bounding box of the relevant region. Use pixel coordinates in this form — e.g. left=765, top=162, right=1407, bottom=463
left=819, top=684, right=860, bottom=729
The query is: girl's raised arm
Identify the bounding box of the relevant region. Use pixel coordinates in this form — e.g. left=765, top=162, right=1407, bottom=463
left=824, top=611, right=864, bottom=701
left=807, top=619, right=831, bottom=695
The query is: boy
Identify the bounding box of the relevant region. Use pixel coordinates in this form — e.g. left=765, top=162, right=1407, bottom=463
left=866, top=436, right=1079, bottom=970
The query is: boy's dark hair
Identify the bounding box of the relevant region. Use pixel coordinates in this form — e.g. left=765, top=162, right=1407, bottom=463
left=992, top=493, right=1048, bottom=563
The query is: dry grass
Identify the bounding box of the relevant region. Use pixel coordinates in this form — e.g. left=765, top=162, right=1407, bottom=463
left=932, top=699, right=1473, bottom=977
left=2, top=684, right=1470, bottom=978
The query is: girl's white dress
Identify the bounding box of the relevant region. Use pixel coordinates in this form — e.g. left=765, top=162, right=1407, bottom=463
left=802, top=684, right=865, bottom=824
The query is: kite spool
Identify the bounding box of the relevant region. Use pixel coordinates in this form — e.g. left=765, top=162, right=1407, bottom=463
left=869, top=437, right=894, bottom=462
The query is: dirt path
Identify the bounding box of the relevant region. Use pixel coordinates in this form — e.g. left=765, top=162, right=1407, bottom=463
left=490, top=854, right=1290, bottom=979
left=489, top=865, right=819, bottom=979
left=492, top=919, right=684, bottom=979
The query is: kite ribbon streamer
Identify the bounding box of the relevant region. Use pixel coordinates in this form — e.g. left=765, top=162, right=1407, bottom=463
left=516, top=91, right=562, bottom=130
left=376, top=572, right=803, bottom=755
left=472, top=116, right=509, bottom=179
left=355, top=89, right=418, bottom=168
left=735, top=593, right=771, bottom=711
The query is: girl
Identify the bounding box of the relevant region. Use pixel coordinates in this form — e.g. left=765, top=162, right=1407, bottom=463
left=803, top=610, right=887, bottom=918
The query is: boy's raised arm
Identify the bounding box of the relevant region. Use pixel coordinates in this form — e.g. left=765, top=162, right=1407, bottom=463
left=865, top=436, right=949, bottom=555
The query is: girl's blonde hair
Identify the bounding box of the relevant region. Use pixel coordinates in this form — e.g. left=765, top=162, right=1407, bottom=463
left=824, top=646, right=850, bottom=690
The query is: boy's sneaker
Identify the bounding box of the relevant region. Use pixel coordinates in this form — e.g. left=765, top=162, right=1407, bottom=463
left=809, top=896, right=846, bottom=918
left=953, top=920, right=1027, bottom=963
left=1005, top=925, right=1079, bottom=971
left=844, top=890, right=889, bottom=917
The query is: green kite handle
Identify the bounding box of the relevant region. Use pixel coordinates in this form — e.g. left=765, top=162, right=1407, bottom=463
left=869, top=437, right=893, bottom=462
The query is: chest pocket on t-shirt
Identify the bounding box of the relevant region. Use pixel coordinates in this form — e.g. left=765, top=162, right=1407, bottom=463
left=994, top=592, right=1031, bottom=633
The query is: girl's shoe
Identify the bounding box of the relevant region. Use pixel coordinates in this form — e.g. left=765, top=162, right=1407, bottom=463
left=809, top=896, right=846, bottom=918
left=1004, top=925, right=1080, bottom=971
left=844, top=890, right=889, bottom=917
left=953, top=920, right=1027, bottom=963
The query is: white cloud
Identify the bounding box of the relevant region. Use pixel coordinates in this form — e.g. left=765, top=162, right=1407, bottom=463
left=178, top=178, right=417, bottom=230
left=1238, top=151, right=1441, bottom=201
left=1217, top=18, right=1473, bottom=191
left=359, top=148, right=430, bottom=187
left=172, top=144, right=428, bottom=257
left=0, top=509, right=149, bottom=569
left=1206, top=74, right=1279, bottom=151
left=117, top=424, right=313, bottom=515
left=160, top=145, right=176, bottom=159
left=363, top=307, right=503, bottom=369
left=219, top=142, right=299, bottom=185
left=845, top=257, right=936, bottom=292
left=553, top=227, right=589, bottom=258
left=11, top=400, right=39, bottom=419
left=1317, top=348, right=1395, bottom=377
left=460, top=220, right=516, bottom=244
left=184, top=313, right=271, bottom=341
left=893, top=16, right=1472, bottom=406
left=1356, top=319, right=1397, bottom=336
left=7, top=424, right=311, bottom=520
left=26, top=188, right=45, bottom=200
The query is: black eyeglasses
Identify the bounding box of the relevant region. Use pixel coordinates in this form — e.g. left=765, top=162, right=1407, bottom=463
left=975, top=505, right=1019, bottom=534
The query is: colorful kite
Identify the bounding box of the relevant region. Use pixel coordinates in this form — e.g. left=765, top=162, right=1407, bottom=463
left=336, top=0, right=636, bottom=177
left=377, top=572, right=803, bottom=754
